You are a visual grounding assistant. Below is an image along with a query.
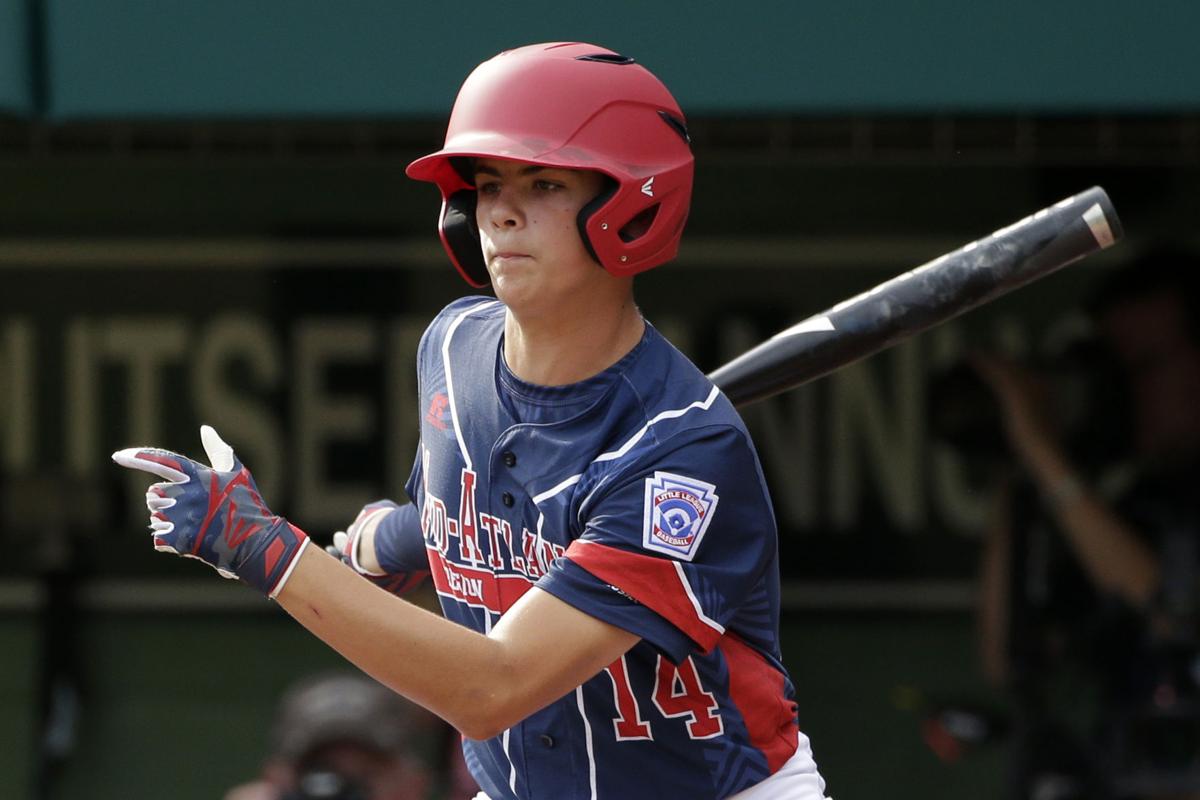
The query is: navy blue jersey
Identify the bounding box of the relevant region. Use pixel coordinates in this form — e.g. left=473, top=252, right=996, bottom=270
left=381, top=297, right=820, bottom=799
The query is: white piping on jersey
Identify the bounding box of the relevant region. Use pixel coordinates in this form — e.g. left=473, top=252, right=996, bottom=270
left=443, top=300, right=500, bottom=471
left=674, top=560, right=727, bottom=636
left=502, top=728, right=517, bottom=796
left=597, top=385, right=720, bottom=463
left=578, top=385, right=722, bottom=520
left=575, top=686, right=599, bottom=800
left=532, top=473, right=582, bottom=506
left=531, top=385, right=721, bottom=507
left=525, top=512, right=560, bottom=576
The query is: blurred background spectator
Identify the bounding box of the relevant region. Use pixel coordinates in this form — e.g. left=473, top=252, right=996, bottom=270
left=224, top=672, right=444, bottom=800
left=973, top=250, right=1200, bottom=798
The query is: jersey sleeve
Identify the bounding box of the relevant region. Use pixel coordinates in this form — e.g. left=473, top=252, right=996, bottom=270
left=537, top=424, right=777, bottom=663
left=372, top=500, right=428, bottom=574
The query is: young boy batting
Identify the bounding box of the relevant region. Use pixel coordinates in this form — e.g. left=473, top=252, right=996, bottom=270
left=115, top=42, right=830, bottom=800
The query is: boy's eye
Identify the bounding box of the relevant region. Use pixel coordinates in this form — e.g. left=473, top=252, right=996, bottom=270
left=475, top=177, right=564, bottom=194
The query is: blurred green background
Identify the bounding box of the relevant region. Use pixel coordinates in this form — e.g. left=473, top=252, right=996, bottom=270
left=3, top=1, right=1199, bottom=797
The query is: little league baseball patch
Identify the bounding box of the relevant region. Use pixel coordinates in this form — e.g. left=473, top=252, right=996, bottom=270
left=642, top=471, right=719, bottom=561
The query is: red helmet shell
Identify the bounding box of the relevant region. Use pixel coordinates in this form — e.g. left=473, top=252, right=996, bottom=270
left=407, top=42, right=694, bottom=287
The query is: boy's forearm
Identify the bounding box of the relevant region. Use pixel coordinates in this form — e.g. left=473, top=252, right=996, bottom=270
left=276, top=544, right=505, bottom=738
left=277, top=543, right=639, bottom=740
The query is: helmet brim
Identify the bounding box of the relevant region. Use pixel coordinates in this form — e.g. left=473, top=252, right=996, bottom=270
left=407, top=133, right=624, bottom=193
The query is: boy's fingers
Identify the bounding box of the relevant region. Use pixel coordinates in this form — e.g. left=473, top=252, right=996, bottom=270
left=153, top=539, right=179, bottom=554
left=111, top=448, right=190, bottom=483
left=146, top=483, right=178, bottom=512
left=200, top=425, right=236, bottom=471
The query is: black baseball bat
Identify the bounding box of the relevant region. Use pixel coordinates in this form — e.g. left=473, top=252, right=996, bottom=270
left=708, top=186, right=1123, bottom=408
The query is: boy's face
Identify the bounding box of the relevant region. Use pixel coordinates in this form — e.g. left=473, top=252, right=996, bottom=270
left=473, top=157, right=613, bottom=314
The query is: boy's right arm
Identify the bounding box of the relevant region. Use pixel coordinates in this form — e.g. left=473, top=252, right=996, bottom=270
left=113, top=426, right=640, bottom=740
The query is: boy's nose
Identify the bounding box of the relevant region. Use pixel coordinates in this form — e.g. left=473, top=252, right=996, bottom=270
left=488, top=195, right=523, bottom=228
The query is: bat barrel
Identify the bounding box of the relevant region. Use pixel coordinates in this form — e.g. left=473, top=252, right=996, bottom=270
left=709, top=186, right=1123, bottom=408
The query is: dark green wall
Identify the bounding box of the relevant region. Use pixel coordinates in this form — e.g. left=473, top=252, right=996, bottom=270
left=9, top=0, right=1199, bottom=118
left=0, top=0, right=32, bottom=115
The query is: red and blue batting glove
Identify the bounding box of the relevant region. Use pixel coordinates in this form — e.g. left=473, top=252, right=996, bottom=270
left=112, top=425, right=309, bottom=598
left=327, top=501, right=426, bottom=595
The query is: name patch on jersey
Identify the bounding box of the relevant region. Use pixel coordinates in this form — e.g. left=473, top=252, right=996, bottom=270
left=642, top=471, right=719, bottom=561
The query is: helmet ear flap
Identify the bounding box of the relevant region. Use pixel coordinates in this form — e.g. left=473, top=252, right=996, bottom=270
left=449, top=156, right=475, bottom=187
left=576, top=178, right=619, bottom=268
left=441, top=190, right=490, bottom=287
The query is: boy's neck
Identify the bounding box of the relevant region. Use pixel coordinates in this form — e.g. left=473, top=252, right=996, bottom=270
left=502, top=294, right=644, bottom=387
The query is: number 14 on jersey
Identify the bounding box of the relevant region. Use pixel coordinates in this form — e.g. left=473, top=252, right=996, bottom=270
left=607, top=655, right=724, bottom=740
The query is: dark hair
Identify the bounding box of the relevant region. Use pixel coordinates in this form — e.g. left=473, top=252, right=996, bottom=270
left=1087, top=247, right=1200, bottom=344
left=271, top=672, right=424, bottom=764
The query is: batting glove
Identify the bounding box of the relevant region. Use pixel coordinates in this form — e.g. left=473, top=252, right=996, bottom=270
left=328, top=501, right=395, bottom=578
left=112, top=425, right=309, bottom=598
left=327, top=501, right=426, bottom=595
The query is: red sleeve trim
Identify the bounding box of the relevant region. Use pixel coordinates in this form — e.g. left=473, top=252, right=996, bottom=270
left=564, top=539, right=724, bottom=652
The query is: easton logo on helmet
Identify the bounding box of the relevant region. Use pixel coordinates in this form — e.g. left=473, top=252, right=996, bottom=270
left=641, top=177, right=655, bottom=197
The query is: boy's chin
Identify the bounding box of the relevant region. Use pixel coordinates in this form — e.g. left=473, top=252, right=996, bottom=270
left=490, top=274, right=536, bottom=306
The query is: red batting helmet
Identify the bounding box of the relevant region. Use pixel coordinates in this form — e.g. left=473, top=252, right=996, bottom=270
left=406, top=42, right=694, bottom=287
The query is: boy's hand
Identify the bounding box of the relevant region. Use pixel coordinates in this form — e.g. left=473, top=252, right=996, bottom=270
left=329, top=501, right=397, bottom=577
left=328, top=501, right=426, bottom=595
left=112, top=425, right=309, bottom=598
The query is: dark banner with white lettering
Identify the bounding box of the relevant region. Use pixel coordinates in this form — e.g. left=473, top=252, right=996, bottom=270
left=0, top=254, right=1101, bottom=581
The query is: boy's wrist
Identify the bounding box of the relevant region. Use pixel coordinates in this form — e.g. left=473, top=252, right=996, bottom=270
left=355, top=521, right=383, bottom=574
left=349, top=506, right=394, bottom=576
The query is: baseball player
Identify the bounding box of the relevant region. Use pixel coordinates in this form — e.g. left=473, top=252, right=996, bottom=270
left=114, top=43, right=829, bottom=800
